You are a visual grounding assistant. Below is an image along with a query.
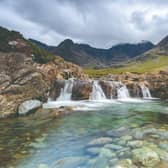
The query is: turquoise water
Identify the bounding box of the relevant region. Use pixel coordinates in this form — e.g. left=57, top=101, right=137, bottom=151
left=0, top=100, right=168, bottom=168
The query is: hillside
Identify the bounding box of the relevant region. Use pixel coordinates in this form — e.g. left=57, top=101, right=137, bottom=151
left=30, top=39, right=154, bottom=68
left=0, top=27, right=57, bottom=64
left=86, top=36, right=168, bottom=77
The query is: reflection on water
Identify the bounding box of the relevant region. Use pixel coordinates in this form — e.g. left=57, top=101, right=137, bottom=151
left=0, top=100, right=168, bottom=168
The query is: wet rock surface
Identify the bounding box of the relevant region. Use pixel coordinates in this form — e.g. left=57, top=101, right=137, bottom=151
left=72, top=80, right=92, bottom=100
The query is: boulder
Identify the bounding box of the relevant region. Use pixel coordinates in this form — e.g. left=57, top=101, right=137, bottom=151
left=99, top=80, right=115, bottom=98
left=18, top=100, right=42, bottom=115
left=72, top=80, right=92, bottom=100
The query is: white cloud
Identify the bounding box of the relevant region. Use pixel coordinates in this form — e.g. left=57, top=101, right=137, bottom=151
left=0, top=0, right=168, bottom=48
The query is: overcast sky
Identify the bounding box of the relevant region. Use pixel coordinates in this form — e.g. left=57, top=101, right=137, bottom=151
left=0, top=0, right=168, bottom=48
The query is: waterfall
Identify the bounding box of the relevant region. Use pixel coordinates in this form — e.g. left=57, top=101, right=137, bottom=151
left=90, top=81, right=107, bottom=100
left=117, top=85, right=130, bottom=99
left=57, top=79, right=74, bottom=101
left=140, top=85, right=152, bottom=98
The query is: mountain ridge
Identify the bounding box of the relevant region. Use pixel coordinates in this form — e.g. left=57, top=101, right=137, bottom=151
left=30, top=38, right=155, bottom=68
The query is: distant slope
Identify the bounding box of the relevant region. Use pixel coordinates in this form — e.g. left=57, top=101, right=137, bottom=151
left=85, top=36, right=168, bottom=77
left=30, top=39, right=154, bottom=67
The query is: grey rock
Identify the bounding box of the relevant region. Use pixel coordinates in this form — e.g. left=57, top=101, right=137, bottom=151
left=107, top=127, right=130, bottom=137
left=87, top=137, right=112, bottom=147
left=159, top=142, right=168, bottom=152
left=127, top=140, right=143, bottom=148
left=153, top=147, right=168, bottom=161
left=92, top=155, right=109, bottom=168
left=18, top=99, right=42, bottom=115
left=99, top=148, right=116, bottom=158
left=133, top=128, right=158, bottom=140
left=121, top=135, right=133, bottom=141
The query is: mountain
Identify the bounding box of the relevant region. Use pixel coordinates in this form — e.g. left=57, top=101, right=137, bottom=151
left=30, top=39, right=155, bottom=68
left=85, top=35, right=168, bottom=77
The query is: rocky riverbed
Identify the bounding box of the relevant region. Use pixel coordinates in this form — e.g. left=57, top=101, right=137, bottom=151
left=0, top=100, right=167, bottom=168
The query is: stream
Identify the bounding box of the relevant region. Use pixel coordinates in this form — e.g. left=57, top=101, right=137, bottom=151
left=0, top=100, right=168, bottom=168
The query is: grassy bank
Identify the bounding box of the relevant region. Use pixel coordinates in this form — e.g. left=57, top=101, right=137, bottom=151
left=85, top=55, right=168, bottom=78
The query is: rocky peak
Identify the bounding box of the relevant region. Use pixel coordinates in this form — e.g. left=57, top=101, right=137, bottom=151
left=58, top=39, right=74, bottom=48
left=158, top=35, right=168, bottom=48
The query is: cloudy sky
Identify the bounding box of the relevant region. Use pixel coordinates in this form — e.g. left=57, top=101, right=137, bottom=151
left=0, top=0, right=168, bottom=48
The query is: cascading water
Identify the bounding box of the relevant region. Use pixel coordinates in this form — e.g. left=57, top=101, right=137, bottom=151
left=90, top=81, right=107, bottom=100
left=117, top=85, right=130, bottom=99
left=57, top=78, right=74, bottom=101
left=140, top=85, right=152, bottom=98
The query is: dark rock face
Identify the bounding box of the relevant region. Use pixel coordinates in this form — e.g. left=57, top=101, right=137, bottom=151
left=72, top=80, right=92, bottom=100
left=49, top=80, right=65, bottom=100
left=99, top=81, right=115, bottom=99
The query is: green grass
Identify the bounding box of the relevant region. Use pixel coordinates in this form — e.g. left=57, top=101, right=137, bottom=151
left=28, top=42, right=55, bottom=64
left=0, top=26, right=23, bottom=52
left=85, top=55, right=168, bottom=78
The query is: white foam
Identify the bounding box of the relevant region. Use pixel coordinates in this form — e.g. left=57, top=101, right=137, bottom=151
left=43, top=99, right=120, bottom=111
left=117, top=98, right=150, bottom=103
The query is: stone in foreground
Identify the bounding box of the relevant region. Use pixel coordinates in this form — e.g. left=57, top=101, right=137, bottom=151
left=18, top=100, right=42, bottom=115
left=132, top=147, right=160, bottom=167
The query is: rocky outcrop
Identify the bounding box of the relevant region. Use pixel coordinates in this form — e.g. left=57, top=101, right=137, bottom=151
left=145, top=71, right=168, bottom=100
left=0, top=27, right=88, bottom=118
left=72, top=80, right=92, bottom=100
left=0, top=52, right=87, bottom=117
left=0, top=52, right=50, bottom=117
left=107, top=71, right=168, bottom=100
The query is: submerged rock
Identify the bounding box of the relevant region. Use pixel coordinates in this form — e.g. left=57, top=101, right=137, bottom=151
left=99, top=148, right=116, bottom=158
left=107, top=127, right=131, bottom=137
left=18, top=100, right=42, bottom=115
left=133, top=127, right=157, bottom=139
left=91, top=154, right=109, bottom=168
left=104, top=144, right=122, bottom=150
left=114, top=159, right=138, bottom=168
left=86, top=147, right=101, bottom=155
left=87, top=137, right=113, bottom=147
left=127, top=140, right=143, bottom=148
left=159, top=142, right=168, bottom=152
left=54, top=156, right=87, bottom=168
left=153, top=148, right=168, bottom=161
left=132, top=147, right=160, bottom=167
left=38, top=164, right=49, bottom=168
